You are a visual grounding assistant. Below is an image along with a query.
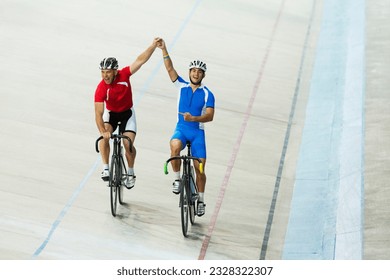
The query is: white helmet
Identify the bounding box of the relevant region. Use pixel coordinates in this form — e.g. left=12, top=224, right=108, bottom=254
left=189, top=60, right=207, bottom=72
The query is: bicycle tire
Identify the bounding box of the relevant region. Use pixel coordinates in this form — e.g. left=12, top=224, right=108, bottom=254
left=189, top=174, right=197, bottom=225
left=180, top=178, right=189, bottom=237
left=118, top=154, right=127, bottom=205
left=109, top=156, right=119, bottom=217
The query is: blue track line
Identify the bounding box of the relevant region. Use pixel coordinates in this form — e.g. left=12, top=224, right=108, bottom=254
left=31, top=0, right=203, bottom=258
left=282, top=0, right=365, bottom=260
left=32, top=159, right=99, bottom=258
left=259, top=0, right=317, bottom=260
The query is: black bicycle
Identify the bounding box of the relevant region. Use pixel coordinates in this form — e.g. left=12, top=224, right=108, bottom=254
left=164, top=142, right=203, bottom=237
left=96, top=134, right=132, bottom=217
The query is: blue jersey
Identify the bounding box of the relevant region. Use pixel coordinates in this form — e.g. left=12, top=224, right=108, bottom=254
left=174, top=76, right=215, bottom=130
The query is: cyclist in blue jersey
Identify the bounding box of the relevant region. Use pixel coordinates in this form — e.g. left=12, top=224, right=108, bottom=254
left=157, top=39, right=215, bottom=216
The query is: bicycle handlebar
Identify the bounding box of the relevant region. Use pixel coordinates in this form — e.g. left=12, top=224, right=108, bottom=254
left=95, top=134, right=133, bottom=153
left=164, top=156, right=204, bottom=175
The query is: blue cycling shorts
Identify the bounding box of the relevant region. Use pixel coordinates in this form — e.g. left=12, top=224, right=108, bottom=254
left=171, top=124, right=207, bottom=159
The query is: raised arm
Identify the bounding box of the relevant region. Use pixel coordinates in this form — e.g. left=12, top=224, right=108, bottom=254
left=130, top=37, right=161, bottom=74
left=157, top=39, right=178, bottom=82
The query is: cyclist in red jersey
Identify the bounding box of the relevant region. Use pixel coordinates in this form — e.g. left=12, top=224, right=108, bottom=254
left=94, top=37, right=161, bottom=189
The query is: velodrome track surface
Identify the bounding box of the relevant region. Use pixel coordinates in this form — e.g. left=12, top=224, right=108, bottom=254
left=0, top=0, right=389, bottom=261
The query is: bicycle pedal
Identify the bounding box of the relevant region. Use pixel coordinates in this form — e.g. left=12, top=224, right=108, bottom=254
left=191, top=193, right=199, bottom=202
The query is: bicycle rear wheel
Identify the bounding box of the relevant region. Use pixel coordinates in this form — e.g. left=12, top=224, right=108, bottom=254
left=109, top=156, right=119, bottom=217
left=189, top=202, right=196, bottom=225
left=189, top=175, right=197, bottom=225
left=180, top=179, right=189, bottom=237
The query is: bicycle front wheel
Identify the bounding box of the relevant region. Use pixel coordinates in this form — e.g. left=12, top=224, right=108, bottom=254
left=109, top=156, right=119, bottom=217
left=180, top=179, right=189, bottom=237
left=118, top=155, right=127, bottom=205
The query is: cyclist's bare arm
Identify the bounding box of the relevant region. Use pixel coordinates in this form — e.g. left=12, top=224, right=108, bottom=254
left=130, top=37, right=162, bottom=74
left=158, top=39, right=178, bottom=82
left=94, top=102, right=111, bottom=139
left=180, top=107, right=215, bottom=123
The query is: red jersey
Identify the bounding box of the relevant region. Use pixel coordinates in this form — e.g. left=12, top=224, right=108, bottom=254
left=94, top=66, right=133, bottom=112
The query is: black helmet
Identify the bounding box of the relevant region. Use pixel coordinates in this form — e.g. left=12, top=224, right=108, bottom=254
left=99, top=57, right=118, bottom=70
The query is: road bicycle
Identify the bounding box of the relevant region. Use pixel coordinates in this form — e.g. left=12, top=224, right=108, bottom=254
left=96, top=134, right=132, bottom=217
left=164, top=142, right=203, bottom=237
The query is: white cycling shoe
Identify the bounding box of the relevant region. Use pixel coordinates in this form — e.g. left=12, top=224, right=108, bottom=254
left=125, top=175, right=136, bottom=189
left=172, top=180, right=181, bottom=194
left=101, top=169, right=109, bottom=181
left=197, top=202, right=206, bottom=216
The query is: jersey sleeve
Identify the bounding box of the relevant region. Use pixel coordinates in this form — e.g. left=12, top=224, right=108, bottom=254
left=94, top=84, right=106, bottom=102
left=173, top=75, right=189, bottom=88
left=205, top=88, right=215, bottom=108
left=123, top=66, right=132, bottom=77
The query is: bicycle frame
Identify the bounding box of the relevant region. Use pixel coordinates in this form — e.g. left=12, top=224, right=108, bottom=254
left=164, top=142, right=203, bottom=237
left=96, top=134, right=132, bottom=217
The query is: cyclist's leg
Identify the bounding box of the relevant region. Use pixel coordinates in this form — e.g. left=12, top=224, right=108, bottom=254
left=192, top=130, right=207, bottom=215
left=170, top=139, right=183, bottom=194
left=101, top=110, right=115, bottom=168
left=193, top=158, right=206, bottom=193
left=170, top=126, right=187, bottom=173
left=123, top=130, right=136, bottom=189
left=192, top=129, right=207, bottom=191
left=101, top=123, right=114, bottom=159
left=123, top=130, right=136, bottom=169
left=121, top=108, right=137, bottom=170
left=121, top=108, right=137, bottom=189
left=170, top=140, right=182, bottom=172
left=170, top=126, right=187, bottom=194
left=100, top=123, right=114, bottom=181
